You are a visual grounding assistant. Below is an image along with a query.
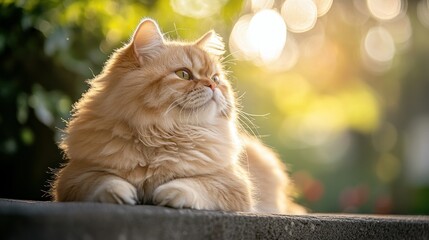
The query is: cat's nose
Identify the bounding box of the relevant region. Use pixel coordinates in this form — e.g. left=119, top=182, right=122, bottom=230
left=201, top=79, right=216, bottom=91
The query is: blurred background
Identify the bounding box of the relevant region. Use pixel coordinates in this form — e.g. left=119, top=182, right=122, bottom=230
left=1, top=0, right=429, bottom=214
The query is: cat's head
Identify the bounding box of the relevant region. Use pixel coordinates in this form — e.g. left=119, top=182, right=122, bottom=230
left=92, top=19, right=235, bottom=128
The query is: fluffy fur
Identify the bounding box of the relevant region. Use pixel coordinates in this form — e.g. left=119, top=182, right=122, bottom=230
left=52, top=19, right=305, bottom=214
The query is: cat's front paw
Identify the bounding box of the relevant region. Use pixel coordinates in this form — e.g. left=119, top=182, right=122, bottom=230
left=89, top=178, right=139, bottom=205
left=153, top=180, right=215, bottom=210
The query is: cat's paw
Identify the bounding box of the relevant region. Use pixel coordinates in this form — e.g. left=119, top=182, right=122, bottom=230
left=153, top=180, right=215, bottom=210
left=89, top=178, right=139, bottom=205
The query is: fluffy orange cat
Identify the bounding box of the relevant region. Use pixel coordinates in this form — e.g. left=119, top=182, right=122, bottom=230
left=52, top=19, right=305, bottom=214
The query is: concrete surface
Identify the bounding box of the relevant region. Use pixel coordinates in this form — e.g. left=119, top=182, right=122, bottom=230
left=1, top=198, right=428, bottom=240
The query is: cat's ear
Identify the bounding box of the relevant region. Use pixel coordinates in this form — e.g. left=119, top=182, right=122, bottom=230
left=132, top=18, right=165, bottom=64
left=195, top=30, right=225, bottom=56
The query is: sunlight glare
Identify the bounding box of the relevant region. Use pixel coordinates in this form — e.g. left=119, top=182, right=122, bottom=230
left=281, top=0, right=317, bottom=33
left=229, top=14, right=254, bottom=60
left=247, top=9, right=287, bottom=63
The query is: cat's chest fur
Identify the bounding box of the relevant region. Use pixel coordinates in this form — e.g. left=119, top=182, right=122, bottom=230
left=67, top=116, right=240, bottom=166
left=135, top=122, right=240, bottom=170
left=119, top=121, right=242, bottom=201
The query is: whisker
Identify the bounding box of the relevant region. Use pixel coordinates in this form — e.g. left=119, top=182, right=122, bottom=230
left=167, top=87, right=183, bottom=94
left=179, top=98, right=191, bottom=123
left=237, top=117, right=260, bottom=138
left=220, top=50, right=239, bottom=63
left=220, top=59, right=237, bottom=66
left=164, top=96, right=187, bottom=116
left=162, top=26, right=189, bottom=39
left=242, top=112, right=270, bottom=118
left=226, top=90, right=269, bottom=138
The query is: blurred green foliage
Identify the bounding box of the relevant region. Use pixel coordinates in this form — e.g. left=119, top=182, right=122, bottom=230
left=1, top=0, right=428, bottom=214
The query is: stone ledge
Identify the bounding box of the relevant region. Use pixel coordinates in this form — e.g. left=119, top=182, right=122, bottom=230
left=1, top=199, right=428, bottom=240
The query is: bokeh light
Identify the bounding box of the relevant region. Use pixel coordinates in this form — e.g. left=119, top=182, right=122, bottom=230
left=250, top=0, right=275, bottom=12
left=247, top=10, right=287, bottom=63
left=315, top=132, right=352, bottom=164
left=229, top=10, right=287, bottom=64
left=293, top=171, right=324, bottom=202
left=363, top=26, right=396, bottom=63
left=340, top=185, right=369, bottom=213
left=281, top=0, right=317, bottom=33
left=275, top=76, right=380, bottom=148
left=383, top=14, right=412, bottom=51
left=268, top=35, right=299, bottom=71
left=375, top=194, right=393, bottom=214
left=229, top=14, right=254, bottom=60
left=313, top=0, right=333, bottom=17
left=366, top=0, right=403, bottom=21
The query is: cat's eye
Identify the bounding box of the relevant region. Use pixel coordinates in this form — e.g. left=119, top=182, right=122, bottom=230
left=175, top=69, right=193, bottom=80
left=212, top=74, right=220, bottom=84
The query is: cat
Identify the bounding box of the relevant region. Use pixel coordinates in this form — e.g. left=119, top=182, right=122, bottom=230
left=52, top=18, right=306, bottom=214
